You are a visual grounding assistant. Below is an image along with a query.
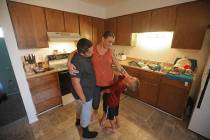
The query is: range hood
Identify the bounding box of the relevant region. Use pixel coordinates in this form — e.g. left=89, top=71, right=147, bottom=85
left=47, top=32, right=81, bottom=42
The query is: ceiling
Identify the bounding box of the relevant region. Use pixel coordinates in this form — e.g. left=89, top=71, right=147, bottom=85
left=80, top=0, right=128, bottom=7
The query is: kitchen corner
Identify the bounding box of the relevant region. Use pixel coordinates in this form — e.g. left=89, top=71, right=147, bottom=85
left=1, top=0, right=210, bottom=139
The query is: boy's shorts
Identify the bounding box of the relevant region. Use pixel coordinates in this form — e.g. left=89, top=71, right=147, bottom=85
left=103, top=93, right=119, bottom=120
left=107, top=105, right=119, bottom=120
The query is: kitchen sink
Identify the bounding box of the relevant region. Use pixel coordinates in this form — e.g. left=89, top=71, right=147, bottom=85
left=128, top=60, right=162, bottom=71
left=128, top=60, right=144, bottom=67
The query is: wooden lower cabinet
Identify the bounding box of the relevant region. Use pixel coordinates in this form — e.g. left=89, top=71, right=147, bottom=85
left=123, top=65, right=191, bottom=118
left=138, top=79, right=159, bottom=106
left=157, top=77, right=191, bottom=118
left=138, top=70, right=162, bottom=106
left=27, top=72, right=62, bottom=113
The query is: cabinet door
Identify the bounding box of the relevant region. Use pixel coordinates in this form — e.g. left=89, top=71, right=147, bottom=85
left=138, top=71, right=161, bottom=106
left=28, top=73, right=62, bottom=113
left=172, top=0, right=209, bottom=49
left=132, top=11, right=151, bottom=33
left=116, top=15, right=132, bottom=46
left=45, top=8, right=65, bottom=32
left=64, top=12, right=79, bottom=33
left=92, top=17, right=104, bottom=45
left=104, top=18, right=117, bottom=44
left=150, top=6, right=176, bottom=31
left=79, top=15, right=93, bottom=41
left=8, top=1, right=48, bottom=49
left=157, top=77, right=191, bottom=118
left=104, top=18, right=117, bottom=36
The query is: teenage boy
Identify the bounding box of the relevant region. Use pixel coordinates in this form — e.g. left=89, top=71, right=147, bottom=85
left=70, top=38, right=97, bottom=138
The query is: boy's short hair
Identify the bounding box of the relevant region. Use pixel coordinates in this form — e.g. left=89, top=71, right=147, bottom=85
left=128, top=78, right=140, bottom=92
left=77, top=38, right=92, bottom=53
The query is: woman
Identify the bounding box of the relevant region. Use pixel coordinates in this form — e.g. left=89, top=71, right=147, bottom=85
left=68, top=31, right=127, bottom=121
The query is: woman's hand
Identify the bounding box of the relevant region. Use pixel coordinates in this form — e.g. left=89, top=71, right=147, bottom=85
left=68, top=63, right=79, bottom=75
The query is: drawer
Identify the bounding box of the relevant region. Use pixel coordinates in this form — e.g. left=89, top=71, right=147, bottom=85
left=123, top=66, right=141, bottom=78
left=28, top=73, right=58, bottom=88
left=139, top=70, right=162, bottom=83
left=161, top=77, right=191, bottom=90
left=35, top=96, right=62, bottom=113
left=30, top=81, right=59, bottom=95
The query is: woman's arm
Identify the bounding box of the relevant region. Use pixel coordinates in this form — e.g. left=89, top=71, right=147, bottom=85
left=112, top=50, right=128, bottom=75
left=67, top=50, right=79, bottom=75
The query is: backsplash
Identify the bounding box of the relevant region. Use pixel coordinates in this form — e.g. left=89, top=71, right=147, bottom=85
left=18, top=42, right=77, bottom=62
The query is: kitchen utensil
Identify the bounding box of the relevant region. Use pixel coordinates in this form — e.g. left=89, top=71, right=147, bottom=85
left=24, top=54, right=36, bottom=64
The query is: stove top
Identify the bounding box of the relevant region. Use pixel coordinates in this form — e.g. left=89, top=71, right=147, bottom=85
left=47, top=53, right=69, bottom=71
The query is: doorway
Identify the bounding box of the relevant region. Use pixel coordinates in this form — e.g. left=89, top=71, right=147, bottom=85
left=0, top=27, right=26, bottom=127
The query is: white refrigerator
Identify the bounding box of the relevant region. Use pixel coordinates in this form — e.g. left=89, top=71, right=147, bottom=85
left=188, top=54, right=210, bottom=139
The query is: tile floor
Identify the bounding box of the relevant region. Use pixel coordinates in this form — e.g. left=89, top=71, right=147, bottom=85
left=0, top=95, right=207, bottom=140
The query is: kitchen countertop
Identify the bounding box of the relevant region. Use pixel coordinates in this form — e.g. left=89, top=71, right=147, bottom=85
left=118, top=57, right=166, bottom=75
left=26, top=69, right=59, bottom=79
left=118, top=57, right=195, bottom=82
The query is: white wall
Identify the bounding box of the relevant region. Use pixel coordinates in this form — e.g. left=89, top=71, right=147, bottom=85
left=106, top=0, right=196, bottom=18
left=0, top=0, right=38, bottom=123
left=12, top=0, right=106, bottom=18
left=114, top=30, right=210, bottom=98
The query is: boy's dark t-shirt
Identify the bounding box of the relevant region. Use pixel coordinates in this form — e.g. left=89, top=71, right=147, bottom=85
left=70, top=53, right=96, bottom=102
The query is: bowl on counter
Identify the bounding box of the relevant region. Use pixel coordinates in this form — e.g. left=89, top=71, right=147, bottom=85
left=33, top=67, right=54, bottom=73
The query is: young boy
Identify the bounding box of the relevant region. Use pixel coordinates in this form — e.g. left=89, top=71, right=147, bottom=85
left=100, top=74, right=139, bottom=132
left=70, top=38, right=98, bottom=138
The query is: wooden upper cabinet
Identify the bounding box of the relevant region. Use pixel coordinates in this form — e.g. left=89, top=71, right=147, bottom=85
left=132, top=11, right=151, bottom=33
left=8, top=1, right=48, bottom=49
left=104, top=18, right=117, bottom=44
left=64, top=12, right=79, bottom=33
left=116, top=15, right=132, bottom=46
left=150, top=6, right=177, bottom=31
left=79, top=15, right=93, bottom=41
left=45, top=8, right=65, bottom=32
left=172, top=0, right=209, bottom=50
left=92, top=17, right=104, bottom=45
left=104, top=18, right=117, bottom=36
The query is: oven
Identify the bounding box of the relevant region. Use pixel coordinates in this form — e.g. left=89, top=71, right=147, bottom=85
left=58, top=70, right=72, bottom=95
left=58, top=70, right=74, bottom=105
left=47, top=53, right=75, bottom=105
